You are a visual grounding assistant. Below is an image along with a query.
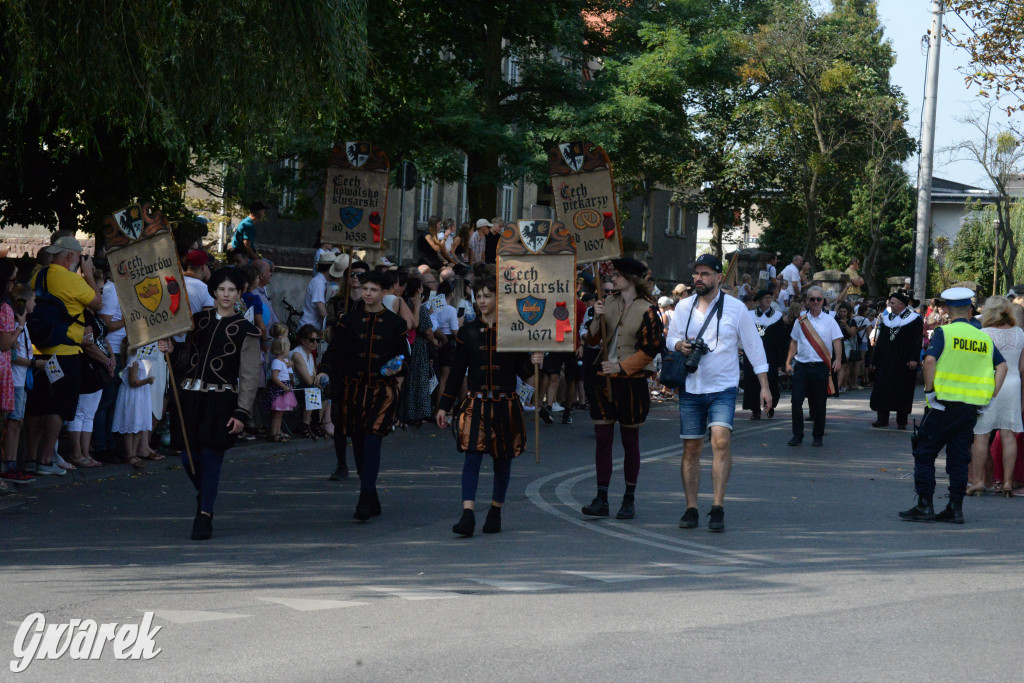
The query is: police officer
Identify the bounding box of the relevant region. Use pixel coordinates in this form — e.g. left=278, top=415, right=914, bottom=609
left=899, top=287, right=1007, bottom=524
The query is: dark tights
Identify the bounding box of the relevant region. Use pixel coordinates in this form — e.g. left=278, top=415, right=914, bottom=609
left=354, top=433, right=382, bottom=494
left=594, top=423, right=641, bottom=487
left=461, top=452, right=512, bottom=504
left=182, top=448, right=225, bottom=515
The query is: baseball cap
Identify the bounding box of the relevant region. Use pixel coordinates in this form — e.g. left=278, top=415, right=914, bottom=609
left=184, top=249, right=210, bottom=268
left=694, top=253, right=723, bottom=273
left=475, top=218, right=492, bottom=228
left=44, top=236, right=83, bottom=254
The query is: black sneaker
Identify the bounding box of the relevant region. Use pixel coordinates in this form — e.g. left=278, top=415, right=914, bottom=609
left=812, top=437, right=823, bottom=447
left=581, top=497, right=609, bottom=517
left=539, top=405, right=554, bottom=424
left=708, top=506, right=725, bottom=532
left=452, top=509, right=475, bottom=537
left=678, top=507, right=699, bottom=529
left=616, top=496, right=635, bottom=519
left=191, top=513, right=213, bottom=541
left=561, top=414, right=573, bottom=425
left=934, top=503, right=964, bottom=524
left=329, top=466, right=349, bottom=481
left=482, top=507, right=502, bottom=534
left=898, top=497, right=935, bottom=522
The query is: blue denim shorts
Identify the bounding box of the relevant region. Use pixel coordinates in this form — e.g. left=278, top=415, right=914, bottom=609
left=10, top=385, right=26, bottom=421
left=678, top=386, right=737, bottom=439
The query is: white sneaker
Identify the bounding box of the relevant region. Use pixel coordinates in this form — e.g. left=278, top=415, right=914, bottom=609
left=36, top=463, right=66, bottom=476
left=550, top=402, right=565, bottom=413
left=523, top=404, right=535, bottom=412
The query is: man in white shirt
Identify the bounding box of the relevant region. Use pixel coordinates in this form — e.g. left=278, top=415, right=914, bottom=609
left=785, top=285, right=843, bottom=447
left=173, top=250, right=217, bottom=344
left=300, top=252, right=336, bottom=329
left=666, top=254, right=772, bottom=533
left=780, top=254, right=803, bottom=298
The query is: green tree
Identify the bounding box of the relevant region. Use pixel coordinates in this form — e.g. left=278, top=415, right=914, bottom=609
left=946, top=0, right=1024, bottom=114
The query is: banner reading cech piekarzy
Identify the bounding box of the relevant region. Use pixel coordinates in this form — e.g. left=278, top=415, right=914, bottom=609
left=496, top=220, right=577, bottom=353
left=321, top=141, right=390, bottom=249
left=548, top=141, right=622, bottom=265
left=103, top=204, right=193, bottom=351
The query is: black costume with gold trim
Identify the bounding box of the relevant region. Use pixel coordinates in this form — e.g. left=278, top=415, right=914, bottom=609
left=320, top=306, right=408, bottom=437
left=584, top=294, right=664, bottom=426
left=742, top=307, right=787, bottom=412
left=170, top=310, right=261, bottom=451
left=438, top=319, right=533, bottom=459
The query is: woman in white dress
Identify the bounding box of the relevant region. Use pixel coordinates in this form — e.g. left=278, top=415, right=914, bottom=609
left=968, top=296, right=1024, bottom=496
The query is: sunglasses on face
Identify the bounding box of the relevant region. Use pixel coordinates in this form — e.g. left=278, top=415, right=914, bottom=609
left=305, top=337, right=319, bottom=342
left=808, top=297, right=823, bottom=302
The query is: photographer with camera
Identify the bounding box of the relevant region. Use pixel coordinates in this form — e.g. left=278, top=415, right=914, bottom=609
left=666, top=254, right=772, bottom=532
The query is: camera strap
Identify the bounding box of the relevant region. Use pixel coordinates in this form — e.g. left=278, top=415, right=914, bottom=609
left=683, top=292, right=725, bottom=351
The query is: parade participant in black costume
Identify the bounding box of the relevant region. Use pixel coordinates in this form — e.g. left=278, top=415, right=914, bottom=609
left=581, top=258, right=664, bottom=520
left=159, top=267, right=261, bottom=541
left=743, top=289, right=787, bottom=419
left=436, top=266, right=543, bottom=536
left=318, top=271, right=408, bottom=521
left=870, top=290, right=923, bottom=429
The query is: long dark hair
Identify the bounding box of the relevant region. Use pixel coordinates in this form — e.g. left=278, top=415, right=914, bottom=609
left=0, top=259, right=18, bottom=305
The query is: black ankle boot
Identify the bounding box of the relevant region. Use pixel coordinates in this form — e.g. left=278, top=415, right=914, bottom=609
left=616, top=495, right=635, bottom=519
left=353, top=491, right=373, bottom=521
left=191, top=513, right=213, bottom=540
left=935, top=501, right=964, bottom=524
left=482, top=506, right=502, bottom=534
left=581, top=496, right=609, bottom=517
left=452, top=509, right=475, bottom=536
left=898, top=496, right=935, bottom=522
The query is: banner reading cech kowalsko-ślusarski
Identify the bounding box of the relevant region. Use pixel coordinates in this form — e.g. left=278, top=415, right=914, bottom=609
left=102, top=203, right=194, bottom=351
left=547, top=141, right=622, bottom=265
left=496, top=220, right=577, bottom=353
left=321, top=142, right=390, bottom=250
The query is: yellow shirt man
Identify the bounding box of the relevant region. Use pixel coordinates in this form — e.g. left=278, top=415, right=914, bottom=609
left=29, top=264, right=98, bottom=355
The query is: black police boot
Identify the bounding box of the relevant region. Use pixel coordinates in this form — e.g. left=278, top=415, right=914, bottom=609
left=581, top=496, right=609, bottom=517
left=452, top=508, right=475, bottom=537
left=482, top=506, right=502, bottom=534
left=616, top=494, right=635, bottom=520
left=935, top=501, right=965, bottom=524
left=898, top=496, right=935, bottom=522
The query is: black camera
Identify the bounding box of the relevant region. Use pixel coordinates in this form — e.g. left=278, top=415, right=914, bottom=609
left=683, top=338, right=710, bottom=373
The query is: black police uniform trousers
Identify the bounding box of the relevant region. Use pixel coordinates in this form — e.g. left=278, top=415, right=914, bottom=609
left=913, top=402, right=977, bottom=504
left=790, top=361, right=829, bottom=439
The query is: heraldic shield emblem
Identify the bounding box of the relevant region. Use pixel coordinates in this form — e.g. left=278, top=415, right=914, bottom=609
left=559, top=141, right=585, bottom=173
left=517, top=219, right=551, bottom=254
left=517, top=296, right=545, bottom=326
left=339, top=206, right=363, bottom=229
left=345, top=141, right=370, bottom=168
left=114, top=205, right=145, bottom=241
left=135, top=277, right=162, bottom=312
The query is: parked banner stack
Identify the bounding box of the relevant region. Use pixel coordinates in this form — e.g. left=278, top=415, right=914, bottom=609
left=547, top=141, right=622, bottom=265
left=321, top=142, right=390, bottom=249
left=102, top=203, right=193, bottom=351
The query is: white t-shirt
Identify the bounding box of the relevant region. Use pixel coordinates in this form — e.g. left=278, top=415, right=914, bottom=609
left=270, top=358, right=292, bottom=384
left=100, top=280, right=127, bottom=354
left=432, top=303, right=459, bottom=335
left=300, top=273, right=328, bottom=328
left=790, top=311, right=844, bottom=364
left=781, top=263, right=801, bottom=295
left=12, top=326, right=32, bottom=388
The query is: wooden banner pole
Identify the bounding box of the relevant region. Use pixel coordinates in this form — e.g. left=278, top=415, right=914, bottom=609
left=163, top=351, right=195, bottom=475
left=534, top=363, right=540, bottom=464
left=342, top=246, right=352, bottom=315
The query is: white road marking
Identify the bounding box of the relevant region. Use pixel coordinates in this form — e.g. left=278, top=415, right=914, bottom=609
left=465, top=578, right=569, bottom=592
left=650, top=561, right=742, bottom=575
left=558, top=570, right=665, bottom=583
left=148, top=609, right=252, bottom=624
left=365, top=586, right=460, bottom=601
left=871, top=549, right=984, bottom=559
left=256, top=597, right=368, bottom=611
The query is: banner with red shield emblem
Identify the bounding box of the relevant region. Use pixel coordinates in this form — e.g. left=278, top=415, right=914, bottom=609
left=547, top=141, right=622, bottom=265
left=102, top=204, right=193, bottom=351
left=321, top=142, right=390, bottom=249
left=496, top=219, right=577, bottom=353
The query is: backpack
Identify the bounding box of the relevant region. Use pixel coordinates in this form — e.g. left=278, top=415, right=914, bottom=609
left=26, top=266, right=86, bottom=348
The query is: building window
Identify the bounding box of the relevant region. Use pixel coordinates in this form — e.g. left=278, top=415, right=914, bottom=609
left=279, top=157, right=299, bottom=217
left=502, top=185, right=515, bottom=224
left=506, top=55, right=520, bottom=83
left=666, top=204, right=686, bottom=237
left=417, top=179, right=433, bottom=223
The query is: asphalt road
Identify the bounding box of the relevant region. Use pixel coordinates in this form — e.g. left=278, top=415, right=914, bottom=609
left=2, top=388, right=1022, bottom=681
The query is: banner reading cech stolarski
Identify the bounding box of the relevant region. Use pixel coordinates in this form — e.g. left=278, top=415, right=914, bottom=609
left=548, top=141, right=622, bottom=265
left=320, top=141, right=390, bottom=249
left=103, top=203, right=193, bottom=351
left=496, top=220, right=577, bottom=353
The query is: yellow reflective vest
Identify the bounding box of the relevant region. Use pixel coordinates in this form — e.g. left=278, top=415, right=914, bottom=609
left=933, top=321, right=996, bottom=405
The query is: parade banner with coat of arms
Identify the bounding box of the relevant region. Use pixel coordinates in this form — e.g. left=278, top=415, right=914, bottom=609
left=496, top=219, right=577, bottom=353
left=321, top=142, right=390, bottom=249
left=547, top=141, right=622, bottom=265
left=102, top=203, right=193, bottom=351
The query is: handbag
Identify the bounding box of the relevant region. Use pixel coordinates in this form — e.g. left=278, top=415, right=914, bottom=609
left=659, top=295, right=724, bottom=389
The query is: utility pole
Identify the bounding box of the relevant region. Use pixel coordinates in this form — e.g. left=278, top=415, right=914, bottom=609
left=913, top=0, right=943, bottom=301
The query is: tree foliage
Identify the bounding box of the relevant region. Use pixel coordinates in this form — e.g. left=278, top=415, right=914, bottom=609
left=946, top=0, right=1024, bottom=114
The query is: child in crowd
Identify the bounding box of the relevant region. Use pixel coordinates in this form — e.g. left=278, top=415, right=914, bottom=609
left=267, top=338, right=297, bottom=442
left=112, top=347, right=155, bottom=468
left=0, top=285, right=38, bottom=484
